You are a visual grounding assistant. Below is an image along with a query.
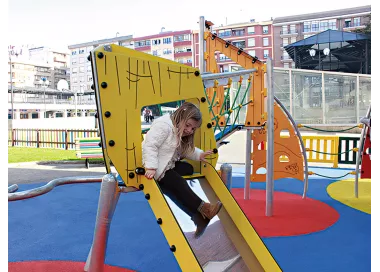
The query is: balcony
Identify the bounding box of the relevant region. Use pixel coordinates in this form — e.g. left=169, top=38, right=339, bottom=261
left=174, top=51, right=192, bottom=58
left=281, top=56, right=293, bottom=62
left=280, top=30, right=298, bottom=37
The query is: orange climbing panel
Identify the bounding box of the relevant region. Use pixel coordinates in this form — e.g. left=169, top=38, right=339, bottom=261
left=204, top=32, right=266, bottom=127
left=250, top=102, right=304, bottom=182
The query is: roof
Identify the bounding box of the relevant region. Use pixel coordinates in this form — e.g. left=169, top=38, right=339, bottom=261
left=68, top=35, right=133, bottom=49
left=285, top=29, right=370, bottom=47
left=273, top=5, right=371, bottom=24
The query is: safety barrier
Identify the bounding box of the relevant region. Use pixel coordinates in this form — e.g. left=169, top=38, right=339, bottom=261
left=338, top=136, right=361, bottom=165
left=302, top=135, right=339, bottom=168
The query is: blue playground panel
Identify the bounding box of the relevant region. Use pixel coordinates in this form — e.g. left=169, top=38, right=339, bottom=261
left=8, top=167, right=370, bottom=272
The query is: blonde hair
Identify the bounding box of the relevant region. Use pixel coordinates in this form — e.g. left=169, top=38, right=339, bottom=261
left=171, top=102, right=202, bottom=158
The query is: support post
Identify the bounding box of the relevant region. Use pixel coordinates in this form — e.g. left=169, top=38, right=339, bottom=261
left=244, top=129, right=251, bottom=200
left=356, top=75, right=360, bottom=124
left=289, top=69, right=293, bottom=116
left=321, top=71, right=326, bottom=124
left=220, top=163, right=232, bottom=191
left=84, top=174, right=121, bottom=272
left=199, top=16, right=206, bottom=73
left=266, top=58, right=275, bottom=217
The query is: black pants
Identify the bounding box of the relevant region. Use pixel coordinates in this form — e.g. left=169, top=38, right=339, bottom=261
left=158, top=161, right=202, bottom=218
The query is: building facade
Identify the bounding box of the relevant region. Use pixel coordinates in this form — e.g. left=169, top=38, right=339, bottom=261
left=67, top=35, right=133, bottom=93
left=273, top=5, right=371, bottom=68
left=133, top=30, right=193, bottom=66
left=192, top=20, right=274, bottom=72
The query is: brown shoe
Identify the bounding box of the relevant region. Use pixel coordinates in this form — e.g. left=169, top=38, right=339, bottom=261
left=198, top=201, right=223, bottom=220
left=192, top=201, right=223, bottom=238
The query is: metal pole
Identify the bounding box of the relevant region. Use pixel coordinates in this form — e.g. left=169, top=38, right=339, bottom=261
left=354, top=105, right=371, bottom=198
left=199, top=16, right=206, bottom=73
left=44, top=84, right=46, bottom=118
left=220, top=163, right=232, bottom=191
left=9, top=56, right=14, bottom=120
left=356, top=75, right=360, bottom=124
left=84, top=174, right=120, bottom=272
left=289, top=69, right=293, bottom=116
left=244, top=129, right=251, bottom=200
left=266, top=58, right=275, bottom=217
left=75, top=92, right=77, bottom=117
left=321, top=71, right=326, bottom=124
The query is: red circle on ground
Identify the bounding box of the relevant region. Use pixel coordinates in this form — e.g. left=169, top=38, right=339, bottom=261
left=232, top=189, right=339, bottom=238
left=8, top=261, right=135, bottom=272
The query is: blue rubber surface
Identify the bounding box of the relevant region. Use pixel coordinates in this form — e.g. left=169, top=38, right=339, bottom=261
left=8, top=167, right=370, bottom=271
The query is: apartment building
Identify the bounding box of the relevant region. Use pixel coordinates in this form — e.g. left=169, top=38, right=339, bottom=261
left=67, top=35, right=133, bottom=93
left=133, top=30, right=193, bottom=66
left=192, top=20, right=273, bottom=72
left=273, top=5, right=371, bottom=68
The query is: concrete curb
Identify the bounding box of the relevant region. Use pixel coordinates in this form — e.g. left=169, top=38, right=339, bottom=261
left=8, top=160, right=105, bottom=167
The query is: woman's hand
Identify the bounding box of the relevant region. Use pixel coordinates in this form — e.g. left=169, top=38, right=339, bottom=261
left=200, top=150, right=214, bottom=162
left=145, top=169, right=156, bottom=179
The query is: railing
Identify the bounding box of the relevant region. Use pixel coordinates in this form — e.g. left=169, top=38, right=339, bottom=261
left=280, top=30, right=298, bottom=35
left=8, top=129, right=99, bottom=150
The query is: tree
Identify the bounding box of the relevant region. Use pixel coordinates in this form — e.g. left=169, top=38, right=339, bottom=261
left=353, top=15, right=371, bottom=35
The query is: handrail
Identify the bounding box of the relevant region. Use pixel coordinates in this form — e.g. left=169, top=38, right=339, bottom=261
left=274, top=96, right=309, bottom=198
left=8, top=176, right=103, bottom=202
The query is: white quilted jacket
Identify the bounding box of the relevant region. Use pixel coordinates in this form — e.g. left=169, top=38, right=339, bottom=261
left=142, top=114, right=203, bottom=180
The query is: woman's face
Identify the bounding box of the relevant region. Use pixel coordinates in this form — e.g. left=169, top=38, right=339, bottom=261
left=182, top=118, right=200, bottom=137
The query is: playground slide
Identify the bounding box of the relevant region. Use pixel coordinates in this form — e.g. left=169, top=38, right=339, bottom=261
left=147, top=162, right=281, bottom=272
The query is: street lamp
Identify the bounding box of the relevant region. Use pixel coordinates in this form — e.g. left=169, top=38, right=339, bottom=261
left=39, top=77, right=49, bottom=118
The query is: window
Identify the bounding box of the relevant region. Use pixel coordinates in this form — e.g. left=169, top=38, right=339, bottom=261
left=328, top=19, right=337, bottom=30
left=79, top=48, right=85, bottom=54
left=32, top=113, right=39, bottom=119
left=80, top=76, right=84, bottom=82
left=320, top=21, right=329, bottom=31
left=232, top=40, right=246, bottom=48
left=247, top=26, right=255, bottom=34
left=163, top=48, right=172, bottom=55
left=353, top=17, right=361, bottom=27
left=174, top=34, right=190, bottom=42
left=218, top=30, right=231, bottom=37
left=262, top=26, right=269, bottom=34
left=290, top=37, right=296, bottom=44
left=283, top=38, right=288, bottom=46
left=303, top=22, right=311, bottom=32
left=263, top=38, right=269, bottom=46
left=72, top=68, right=78, bottom=74
left=79, top=67, right=85, bottom=73
left=232, top=29, right=245, bottom=36
left=79, top=57, right=84, bottom=64
left=163, top=37, right=172, bottom=44
left=345, top=19, right=351, bottom=28
left=248, top=38, right=255, bottom=47
left=72, top=59, right=77, bottom=65
left=186, top=59, right=192, bottom=63
left=263, top=50, right=269, bottom=59
left=87, top=75, right=92, bottom=82
left=311, top=21, right=319, bottom=32
left=152, top=39, right=161, bottom=45
left=71, top=51, right=77, bottom=55
left=72, top=77, right=78, bottom=83
left=248, top=50, right=256, bottom=57
left=87, top=65, right=92, bottom=72
left=152, top=50, right=161, bottom=56
left=290, top=24, right=296, bottom=34
left=282, top=25, right=288, bottom=34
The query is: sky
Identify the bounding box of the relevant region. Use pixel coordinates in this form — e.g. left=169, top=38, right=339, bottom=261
left=8, top=0, right=373, bottom=52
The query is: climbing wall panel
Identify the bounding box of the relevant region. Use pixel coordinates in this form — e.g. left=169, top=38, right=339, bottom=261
left=250, top=102, right=304, bottom=182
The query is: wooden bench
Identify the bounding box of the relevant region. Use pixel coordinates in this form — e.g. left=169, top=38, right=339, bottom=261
left=75, top=137, right=103, bottom=168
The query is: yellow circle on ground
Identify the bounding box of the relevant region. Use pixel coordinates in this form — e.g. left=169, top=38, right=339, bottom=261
left=327, top=179, right=371, bottom=214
